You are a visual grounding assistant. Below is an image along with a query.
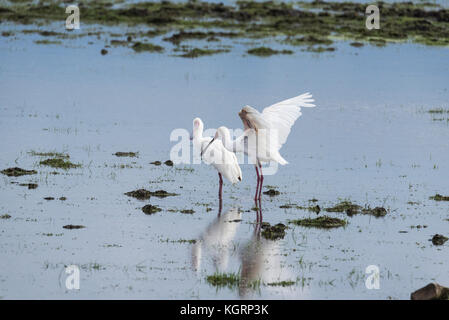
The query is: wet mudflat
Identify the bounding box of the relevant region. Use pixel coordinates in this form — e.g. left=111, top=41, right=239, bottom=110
left=1, top=2, right=449, bottom=300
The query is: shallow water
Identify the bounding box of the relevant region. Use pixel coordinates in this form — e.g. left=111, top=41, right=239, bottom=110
left=0, top=19, right=449, bottom=299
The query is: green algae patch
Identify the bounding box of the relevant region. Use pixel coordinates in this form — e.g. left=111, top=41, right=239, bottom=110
left=350, top=42, right=364, bottom=47
left=125, top=189, right=178, bottom=200
left=1, top=167, right=37, bottom=177
left=325, top=201, right=361, bottom=213
left=167, top=208, right=195, bottom=214
left=286, top=35, right=333, bottom=46
left=142, top=204, right=162, bottom=215
left=179, top=48, right=228, bottom=58
left=125, top=189, right=152, bottom=200
left=289, top=216, right=347, bottom=229
left=247, top=47, right=293, bottom=57
left=161, top=238, right=197, bottom=244
left=114, top=152, right=138, bottom=157
left=362, top=207, right=387, bottom=217
left=63, top=224, right=85, bottom=229
left=261, top=223, right=287, bottom=240
left=1, top=0, right=448, bottom=56
left=325, top=201, right=387, bottom=217
left=263, top=189, right=280, bottom=196
left=29, top=151, right=69, bottom=158
left=176, top=239, right=196, bottom=244
left=280, top=204, right=320, bottom=213
left=34, top=39, right=62, bottom=45
left=303, top=46, right=335, bottom=53
left=164, top=30, right=240, bottom=45
left=428, top=108, right=449, bottom=114
left=19, top=183, right=38, bottom=189
left=132, top=42, right=164, bottom=53
left=267, top=280, right=295, bottom=287
left=430, top=194, right=449, bottom=201
left=206, top=272, right=240, bottom=289
left=39, top=158, right=81, bottom=169
left=149, top=190, right=178, bottom=198
left=110, top=39, right=129, bottom=47
left=296, top=205, right=321, bottom=214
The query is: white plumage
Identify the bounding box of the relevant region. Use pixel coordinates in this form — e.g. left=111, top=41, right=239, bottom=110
left=214, top=92, right=315, bottom=199
left=260, top=92, right=315, bottom=149
left=192, top=117, right=242, bottom=185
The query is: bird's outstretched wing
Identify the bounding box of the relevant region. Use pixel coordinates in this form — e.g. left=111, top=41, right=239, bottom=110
left=261, top=92, right=315, bottom=148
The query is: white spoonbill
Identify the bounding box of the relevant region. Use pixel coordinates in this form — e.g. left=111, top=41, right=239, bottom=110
left=206, top=92, right=315, bottom=200
left=192, top=118, right=242, bottom=202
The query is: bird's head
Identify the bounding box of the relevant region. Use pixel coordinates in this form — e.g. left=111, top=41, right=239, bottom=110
left=192, top=117, right=203, bottom=140
left=215, top=126, right=231, bottom=141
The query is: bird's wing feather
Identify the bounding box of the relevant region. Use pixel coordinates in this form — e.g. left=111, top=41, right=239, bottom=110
left=261, top=92, right=315, bottom=148
left=202, top=139, right=242, bottom=184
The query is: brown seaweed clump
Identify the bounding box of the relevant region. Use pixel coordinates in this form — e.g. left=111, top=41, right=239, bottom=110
left=289, top=216, right=347, bottom=229
left=164, top=160, right=174, bottom=166
left=114, top=152, right=137, bottom=157
left=63, top=225, right=85, bottom=229
left=142, top=204, right=162, bottom=215
left=263, top=189, right=280, bottom=196
left=325, top=201, right=387, bottom=217
left=261, top=223, right=287, bottom=240
left=430, top=194, right=449, bottom=201
left=125, top=189, right=178, bottom=200
left=431, top=234, right=448, bottom=246
left=247, top=47, right=293, bottom=57
left=39, top=158, right=81, bottom=169
left=1, top=167, right=37, bottom=177
left=19, top=183, right=38, bottom=189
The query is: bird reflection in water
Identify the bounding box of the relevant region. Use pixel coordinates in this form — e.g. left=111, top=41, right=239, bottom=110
left=191, top=207, right=242, bottom=273
left=192, top=203, right=295, bottom=299
left=238, top=204, right=293, bottom=298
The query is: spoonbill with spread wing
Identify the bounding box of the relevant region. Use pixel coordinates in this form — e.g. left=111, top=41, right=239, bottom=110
left=205, top=92, right=315, bottom=200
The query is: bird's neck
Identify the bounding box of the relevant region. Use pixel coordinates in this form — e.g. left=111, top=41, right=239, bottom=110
left=221, top=131, right=233, bottom=151
left=192, top=126, right=203, bottom=140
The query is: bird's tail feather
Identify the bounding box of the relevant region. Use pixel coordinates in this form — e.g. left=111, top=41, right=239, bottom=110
left=274, top=152, right=288, bottom=165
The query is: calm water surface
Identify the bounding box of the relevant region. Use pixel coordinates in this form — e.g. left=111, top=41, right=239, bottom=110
left=0, top=19, right=448, bottom=299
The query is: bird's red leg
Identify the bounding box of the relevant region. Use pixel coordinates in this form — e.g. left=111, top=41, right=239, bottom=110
left=258, top=164, right=264, bottom=200
left=218, top=173, right=223, bottom=214
left=254, top=166, right=260, bottom=202
left=218, top=172, right=223, bottom=199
